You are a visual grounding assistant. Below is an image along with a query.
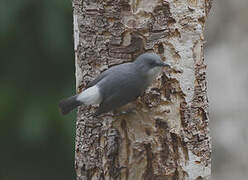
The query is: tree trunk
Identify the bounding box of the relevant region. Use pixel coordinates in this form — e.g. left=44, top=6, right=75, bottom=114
left=72, top=0, right=212, bottom=179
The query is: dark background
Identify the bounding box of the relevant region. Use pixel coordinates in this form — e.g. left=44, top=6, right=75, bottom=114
left=1, top=0, right=248, bottom=179
left=1, top=0, right=76, bottom=179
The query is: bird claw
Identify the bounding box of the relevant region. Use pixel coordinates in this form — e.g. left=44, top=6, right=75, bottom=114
left=114, top=108, right=136, bottom=116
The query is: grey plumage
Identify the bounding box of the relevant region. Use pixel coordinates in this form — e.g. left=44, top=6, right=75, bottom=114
left=59, top=95, right=81, bottom=115
left=94, top=63, right=148, bottom=115
left=59, top=53, right=169, bottom=116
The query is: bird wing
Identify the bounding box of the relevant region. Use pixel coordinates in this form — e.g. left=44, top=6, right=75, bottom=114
left=86, top=71, right=108, bottom=88
left=94, top=66, right=146, bottom=116
left=86, top=64, right=128, bottom=88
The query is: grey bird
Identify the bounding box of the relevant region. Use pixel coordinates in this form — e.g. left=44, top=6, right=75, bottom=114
left=59, top=53, right=170, bottom=116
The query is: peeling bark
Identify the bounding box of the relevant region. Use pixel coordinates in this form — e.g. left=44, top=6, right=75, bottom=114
left=72, top=0, right=211, bottom=179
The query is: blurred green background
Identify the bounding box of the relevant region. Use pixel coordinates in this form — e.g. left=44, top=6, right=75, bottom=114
left=0, top=0, right=76, bottom=179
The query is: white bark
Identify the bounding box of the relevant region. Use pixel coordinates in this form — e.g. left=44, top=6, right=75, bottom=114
left=72, top=0, right=212, bottom=179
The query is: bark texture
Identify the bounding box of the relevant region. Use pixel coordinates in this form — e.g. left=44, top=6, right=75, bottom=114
left=72, top=0, right=212, bottom=179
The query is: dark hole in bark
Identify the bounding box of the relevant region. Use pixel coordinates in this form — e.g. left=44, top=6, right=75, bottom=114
left=158, top=42, right=164, bottom=54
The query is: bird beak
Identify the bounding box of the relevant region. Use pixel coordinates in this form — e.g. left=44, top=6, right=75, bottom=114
left=160, top=62, right=171, bottom=68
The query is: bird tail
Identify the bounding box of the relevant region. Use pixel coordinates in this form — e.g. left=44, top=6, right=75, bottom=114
left=58, top=95, right=83, bottom=115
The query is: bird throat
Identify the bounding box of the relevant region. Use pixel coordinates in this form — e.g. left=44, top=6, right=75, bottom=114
left=147, top=67, right=162, bottom=83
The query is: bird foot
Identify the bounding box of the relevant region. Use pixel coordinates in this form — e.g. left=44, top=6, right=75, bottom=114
left=114, top=108, right=136, bottom=116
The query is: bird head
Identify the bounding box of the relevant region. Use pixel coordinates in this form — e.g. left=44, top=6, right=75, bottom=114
left=134, top=53, right=170, bottom=79
left=134, top=53, right=170, bottom=68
